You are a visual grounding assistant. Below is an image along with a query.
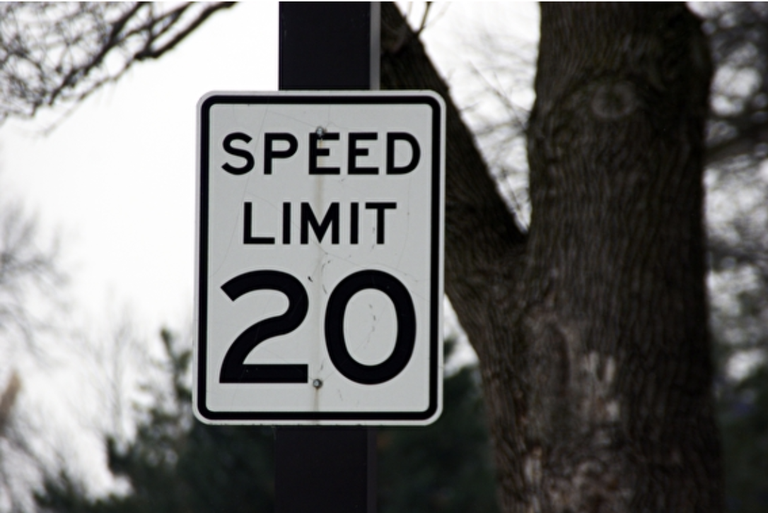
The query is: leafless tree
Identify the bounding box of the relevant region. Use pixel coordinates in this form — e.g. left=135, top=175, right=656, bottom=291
left=0, top=199, right=62, bottom=351
left=692, top=4, right=768, bottom=380
left=450, top=3, right=768, bottom=386
left=0, top=2, right=234, bottom=124
left=383, top=3, right=722, bottom=510
left=699, top=3, right=768, bottom=166
left=0, top=196, right=63, bottom=512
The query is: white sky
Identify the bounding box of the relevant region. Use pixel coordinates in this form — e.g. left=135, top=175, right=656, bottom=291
left=0, top=1, right=539, bottom=500
left=1, top=3, right=279, bottom=334
left=1, top=2, right=538, bottom=335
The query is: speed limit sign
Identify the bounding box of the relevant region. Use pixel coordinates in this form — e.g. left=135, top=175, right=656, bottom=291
left=194, top=92, right=445, bottom=425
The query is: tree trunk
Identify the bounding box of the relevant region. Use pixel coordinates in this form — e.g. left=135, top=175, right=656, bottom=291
left=381, top=3, right=723, bottom=512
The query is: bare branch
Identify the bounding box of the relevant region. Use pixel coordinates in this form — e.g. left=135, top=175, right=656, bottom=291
left=137, top=2, right=236, bottom=60
left=0, top=2, right=236, bottom=126
left=0, top=372, right=20, bottom=438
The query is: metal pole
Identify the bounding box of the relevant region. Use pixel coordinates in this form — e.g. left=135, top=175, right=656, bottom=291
left=275, top=4, right=379, bottom=513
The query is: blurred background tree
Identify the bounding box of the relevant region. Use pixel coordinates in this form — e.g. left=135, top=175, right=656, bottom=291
left=0, top=2, right=234, bottom=126
left=696, top=4, right=768, bottom=512
left=36, top=334, right=498, bottom=513
left=0, top=191, right=66, bottom=512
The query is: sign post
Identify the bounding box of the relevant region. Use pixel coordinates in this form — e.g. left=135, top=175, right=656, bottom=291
left=194, top=3, right=444, bottom=512
left=278, top=7, right=378, bottom=512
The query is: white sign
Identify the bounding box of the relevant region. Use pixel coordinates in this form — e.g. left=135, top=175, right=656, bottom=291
left=194, top=92, right=445, bottom=425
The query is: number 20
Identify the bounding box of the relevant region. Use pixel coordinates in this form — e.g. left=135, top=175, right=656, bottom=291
left=219, top=269, right=416, bottom=385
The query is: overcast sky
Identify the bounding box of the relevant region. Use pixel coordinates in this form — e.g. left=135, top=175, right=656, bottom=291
left=1, top=3, right=278, bottom=335
left=1, top=2, right=537, bottom=335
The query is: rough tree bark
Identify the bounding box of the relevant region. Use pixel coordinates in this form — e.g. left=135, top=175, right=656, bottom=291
left=381, top=3, right=723, bottom=512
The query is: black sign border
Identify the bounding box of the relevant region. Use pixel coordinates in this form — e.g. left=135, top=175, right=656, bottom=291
left=196, top=93, right=443, bottom=423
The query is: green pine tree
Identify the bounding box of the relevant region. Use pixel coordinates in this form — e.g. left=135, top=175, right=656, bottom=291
left=37, top=330, right=275, bottom=513
left=378, top=341, right=498, bottom=512
left=719, top=364, right=768, bottom=513
left=38, top=333, right=498, bottom=513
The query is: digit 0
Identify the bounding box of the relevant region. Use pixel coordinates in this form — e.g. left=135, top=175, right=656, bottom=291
left=325, top=270, right=416, bottom=385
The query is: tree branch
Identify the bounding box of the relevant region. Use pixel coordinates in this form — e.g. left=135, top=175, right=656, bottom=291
left=380, top=2, right=527, bottom=359
left=136, top=3, right=237, bottom=60
left=0, top=2, right=237, bottom=126
left=706, top=117, right=768, bottom=166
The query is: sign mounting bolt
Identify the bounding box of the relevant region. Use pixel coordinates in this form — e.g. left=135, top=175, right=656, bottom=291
left=312, top=379, right=323, bottom=388
left=315, top=126, right=325, bottom=139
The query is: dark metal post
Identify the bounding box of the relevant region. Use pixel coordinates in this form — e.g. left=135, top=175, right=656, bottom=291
left=279, top=2, right=379, bottom=90
left=275, top=4, right=379, bottom=513
left=276, top=427, right=377, bottom=513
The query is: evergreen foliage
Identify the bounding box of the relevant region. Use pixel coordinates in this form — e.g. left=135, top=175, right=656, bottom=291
left=719, top=364, right=768, bottom=513
left=378, top=358, right=498, bottom=513
left=37, top=334, right=498, bottom=513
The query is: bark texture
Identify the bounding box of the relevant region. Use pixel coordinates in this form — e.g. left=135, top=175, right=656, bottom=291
left=381, top=3, right=723, bottom=512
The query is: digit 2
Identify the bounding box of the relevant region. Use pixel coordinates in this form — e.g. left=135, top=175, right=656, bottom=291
left=219, top=270, right=309, bottom=383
